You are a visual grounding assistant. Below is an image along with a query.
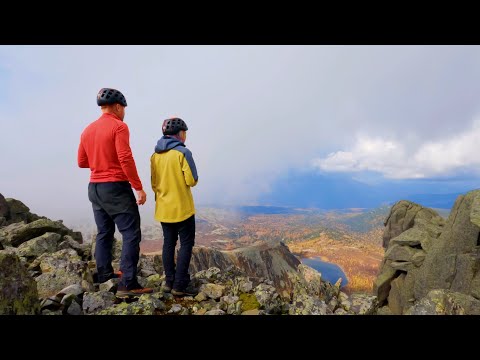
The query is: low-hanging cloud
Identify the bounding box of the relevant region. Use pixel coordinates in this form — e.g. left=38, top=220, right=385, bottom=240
left=314, top=119, right=480, bottom=179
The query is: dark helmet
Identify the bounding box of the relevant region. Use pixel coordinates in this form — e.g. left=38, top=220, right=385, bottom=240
left=97, top=88, right=127, bottom=107
left=162, top=117, right=188, bottom=135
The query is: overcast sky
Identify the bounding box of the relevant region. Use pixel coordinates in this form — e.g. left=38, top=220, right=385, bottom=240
left=1, top=45, right=480, bottom=226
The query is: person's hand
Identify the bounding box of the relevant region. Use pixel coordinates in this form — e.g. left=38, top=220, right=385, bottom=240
left=136, top=189, right=147, bottom=205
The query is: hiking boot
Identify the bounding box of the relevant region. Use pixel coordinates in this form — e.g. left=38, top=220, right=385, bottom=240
left=116, top=285, right=154, bottom=297
left=171, top=285, right=199, bottom=297
left=163, top=281, right=173, bottom=293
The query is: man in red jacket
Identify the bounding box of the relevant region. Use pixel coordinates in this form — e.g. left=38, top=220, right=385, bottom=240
left=78, top=88, right=152, bottom=297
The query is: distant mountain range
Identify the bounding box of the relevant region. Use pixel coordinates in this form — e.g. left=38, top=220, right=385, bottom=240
left=257, top=171, right=472, bottom=210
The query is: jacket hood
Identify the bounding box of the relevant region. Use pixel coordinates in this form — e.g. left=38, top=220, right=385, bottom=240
left=154, top=135, right=185, bottom=153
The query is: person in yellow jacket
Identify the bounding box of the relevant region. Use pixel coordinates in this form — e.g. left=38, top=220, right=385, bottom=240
left=151, top=117, right=198, bottom=297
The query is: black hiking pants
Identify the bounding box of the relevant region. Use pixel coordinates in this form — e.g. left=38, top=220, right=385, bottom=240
left=88, top=181, right=141, bottom=289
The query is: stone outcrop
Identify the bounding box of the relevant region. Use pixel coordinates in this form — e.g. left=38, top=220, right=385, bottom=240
left=382, top=200, right=445, bottom=249
left=187, top=242, right=302, bottom=300
left=375, top=190, right=480, bottom=314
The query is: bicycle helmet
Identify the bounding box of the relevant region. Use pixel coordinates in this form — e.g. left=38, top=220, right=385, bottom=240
left=162, top=117, right=188, bottom=135
left=97, top=88, right=127, bottom=107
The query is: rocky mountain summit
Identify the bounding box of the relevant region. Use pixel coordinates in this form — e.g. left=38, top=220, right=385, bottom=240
left=0, top=193, right=376, bottom=315
left=375, top=190, right=480, bottom=315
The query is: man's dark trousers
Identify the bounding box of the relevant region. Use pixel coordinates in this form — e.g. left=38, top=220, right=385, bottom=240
left=88, top=181, right=141, bottom=289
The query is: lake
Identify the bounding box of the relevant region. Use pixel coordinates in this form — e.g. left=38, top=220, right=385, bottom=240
left=301, top=257, right=348, bottom=287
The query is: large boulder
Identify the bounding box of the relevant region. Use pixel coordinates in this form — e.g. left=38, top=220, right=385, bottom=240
left=0, top=251, right=40, bottom=314
left=4, top=198, right=42, bottom=225
left=382, top=200, right=445, bottom=248
left=17, top=232, right=62, bottom=259
left=0, top=218, right=70, bottom=247
left=375, top=190, right=480, bottom=314
left=414, top=191, right=480, bottom=300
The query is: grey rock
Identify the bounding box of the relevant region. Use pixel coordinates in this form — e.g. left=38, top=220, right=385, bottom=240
left=390, top=227, right=435, bottom=252
left=145, top=274, right=164, bottom=289
left=388, top=273, right=407, bottom=315
left=411, top=251, right=426, bottom=267
left=40, top=295, right=63, bottom=310
left=168, top=304, right=183, bottom=314
left=138, top=294, right=166, bottom=311
left=138, top=254, right=158, bottom=277
left=0, top=251, right=40, bottom=314
left=82, top=291, right=116, bottom=314
left=34, top=249, right=86, bottom=299
left=221, top=295, right=239, bottom=305
left=385, top=244, right=421, bottom=262
left=255, top=283, right=283, bottom=314
left=17, top=232, right=61, bottom=258
left=0, top=218, right=70, bottom=247
left=406, top=289, right=480, bottom=315
left=241, top=309, right=260, bottom=315
left=66, top=301, right=83, bottom=315
left=204, top=309, right=226, bottom=315
left=239, top=279, right=253, bottom=293
left=194, top=292, right=208, bottom=302
left=60, top=293, right=77, bottom=306
left=99, top=278, right=119, bottom=293
left=42, top=309, right=63, bottom=315
left=390, top=261, right=414, bottom=272
left=57, top=284, right=84, bottom=297
left=200, top=283, right=225, bottom=300
left=376, top=306, right=393, bottom=315
left=382, top=200, right=444, bottom=248
left=328, top=297, right=338, bottom=312
left=373, top=265, right=396, bottom=304
left=57, top=235, right=90, bottom=259
left=289, top=294, right=328, bottom=315
left=350, top=294, right=378, bottom=315
left=5, top=198, right=40, bottom=224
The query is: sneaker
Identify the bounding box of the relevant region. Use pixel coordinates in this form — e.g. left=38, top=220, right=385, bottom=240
left=171, top=286, right=199, bottom=297
left=116, top=285, right=154, bottom=297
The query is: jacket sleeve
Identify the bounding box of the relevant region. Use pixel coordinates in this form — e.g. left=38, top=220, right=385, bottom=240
left=114, top=123, right=143, bottom=191
left=77, top=137, right=90, bottom=168
left=182, top=149, right=198, bottom=187
left=150, top=153, right=158, bottom=200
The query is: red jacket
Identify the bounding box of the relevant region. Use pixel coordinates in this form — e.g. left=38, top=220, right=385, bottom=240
left=77, top=113, right=143, bottom=191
